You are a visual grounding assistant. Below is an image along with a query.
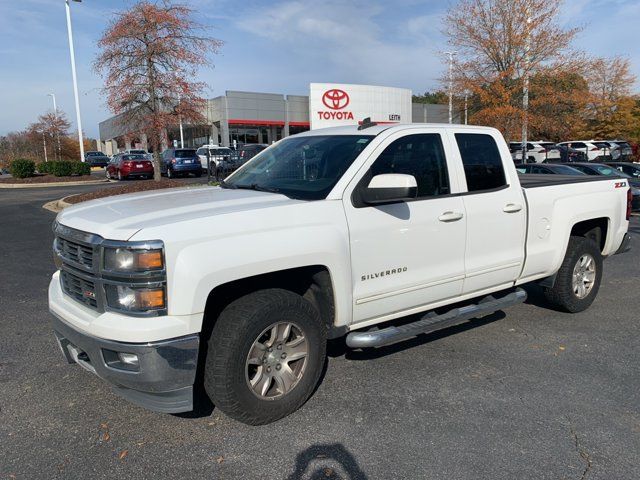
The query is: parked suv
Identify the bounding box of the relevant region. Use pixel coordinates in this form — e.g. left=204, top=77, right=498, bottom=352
left=598, top=141, right=633, bottom=161
left=106, top=153, right=154, bottom=180
left=237, top=143, right=268, bottom=164
left=161, top=148, right=202, bottom=178
left=196, top=145, right=239, bottom=174
left=84, top=151, right=110, bottom=168
left=509, top=141, right=561, bottom=163
left=556, top=141, right=606, bottom=162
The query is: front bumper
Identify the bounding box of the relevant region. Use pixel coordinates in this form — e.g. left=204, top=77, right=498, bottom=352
left=51, top=311, right=198, bottom=413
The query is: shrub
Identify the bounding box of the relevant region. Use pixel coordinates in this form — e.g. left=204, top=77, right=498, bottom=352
left=72, top=162, right=91, bottom=176
left=10, top=159, right=36, bottom=178
left=34, top=160, right=91, bottom=177
left=38, top=162, right=52, bottom=174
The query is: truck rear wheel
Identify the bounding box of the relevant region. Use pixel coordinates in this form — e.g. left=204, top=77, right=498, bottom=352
left=204, top=289, right=326, bottom=425
left=543, top=236, right=603, bottom=313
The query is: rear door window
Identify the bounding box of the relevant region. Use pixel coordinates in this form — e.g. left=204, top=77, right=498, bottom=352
left=455, top=133, right=507, bottom=192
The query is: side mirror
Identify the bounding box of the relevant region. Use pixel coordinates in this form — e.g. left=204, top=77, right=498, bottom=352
left=361, top=173, right=418, bottom=205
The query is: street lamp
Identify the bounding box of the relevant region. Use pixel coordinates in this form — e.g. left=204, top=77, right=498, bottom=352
left=464, top=89, right=469, bottom=125
left=521, top=11, right=532, bottom=163
left=444, top=51, right=457, bottom=124
left=47, top=93, right=62, bottom=160
left=65, top=0, right=85, bottom=162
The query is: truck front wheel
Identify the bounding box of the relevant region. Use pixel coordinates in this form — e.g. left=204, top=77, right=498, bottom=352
left=543, top=236, right=603, bottom=313
left=204, top=289, right=326, bottom=425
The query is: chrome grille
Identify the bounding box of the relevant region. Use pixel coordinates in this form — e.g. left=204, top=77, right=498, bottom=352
left=57, top=237, right=94, bottom=270
left=60, top=270, right=98, bottom=309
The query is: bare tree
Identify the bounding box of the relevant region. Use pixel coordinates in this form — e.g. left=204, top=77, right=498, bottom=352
left=95, top=1, right=222, bottom=180
left=445, top=0, right=580, bottom=82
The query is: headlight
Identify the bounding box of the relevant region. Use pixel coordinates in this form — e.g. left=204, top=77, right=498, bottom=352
left=105, top=285, right=166, bottom=312
left=103, top=247, right=163, bottom=273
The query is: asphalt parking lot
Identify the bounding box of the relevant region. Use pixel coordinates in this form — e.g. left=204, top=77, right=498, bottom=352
left=1, top=184, right=639, bottom=479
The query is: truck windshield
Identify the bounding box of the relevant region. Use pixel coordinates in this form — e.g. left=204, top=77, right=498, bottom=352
left=223, top=135, right=374, bottom=200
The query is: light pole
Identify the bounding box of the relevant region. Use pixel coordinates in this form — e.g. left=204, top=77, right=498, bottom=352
left=65, top=0, right=85, bottom=162
left=177, top=94, right=184, bottom=148
left=445, top=51, right=457, bottom=124
left=47, top=93, right=62, bottom=161
left=521, top=11, right=532, bottom=163
left=464, top=89, right=469, bottom=125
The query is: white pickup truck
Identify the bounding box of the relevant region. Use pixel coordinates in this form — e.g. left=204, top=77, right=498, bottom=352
left=49, top=123, right=632, bottom=425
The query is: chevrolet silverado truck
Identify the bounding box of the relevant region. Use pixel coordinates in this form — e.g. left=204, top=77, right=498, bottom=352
left=49, top=123, right=632, bottom=425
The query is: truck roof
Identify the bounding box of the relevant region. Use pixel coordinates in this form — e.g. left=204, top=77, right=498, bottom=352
left=296, top=123, right=496, bottom=137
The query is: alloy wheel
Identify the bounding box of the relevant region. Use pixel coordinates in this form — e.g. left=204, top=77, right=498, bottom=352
left=245, top=322, right=309, bottom=400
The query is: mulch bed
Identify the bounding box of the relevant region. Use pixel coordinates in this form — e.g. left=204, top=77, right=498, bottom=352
left=65, top=179, right=191, bottom=204
left=0, top=174, right=103, bottom=184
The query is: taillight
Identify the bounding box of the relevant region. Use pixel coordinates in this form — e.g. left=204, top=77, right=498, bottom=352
left=590, top=147, right=599, bottom=151
left=538, top=148, right=547, bottom=153
left=627, top=188, right=633, bottom=221
left=122, top=161, right=132, bottom=167
left=171, top=158, right=176, bottom=164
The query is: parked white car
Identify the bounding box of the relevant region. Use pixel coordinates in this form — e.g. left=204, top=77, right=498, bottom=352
left=49, top=123, right=632, bottom=425
left=556, top=141, right=607, bottom=162
left=196, top=145, right=236, bottom=173
left=509, top=141, right=561, bottom=163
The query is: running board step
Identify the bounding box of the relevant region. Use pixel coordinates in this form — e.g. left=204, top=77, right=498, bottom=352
left=346, top=288, right=527, bottom=348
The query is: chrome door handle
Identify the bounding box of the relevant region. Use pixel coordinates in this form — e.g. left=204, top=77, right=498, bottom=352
left=503, top=203, right=523, bottom=213
left=438, top=211, right=464, bottom=222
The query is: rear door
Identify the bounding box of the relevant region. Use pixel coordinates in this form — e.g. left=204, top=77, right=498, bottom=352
left=343, top=128, right=467, bottom=324
left=448, top=131, right=527, bottom=295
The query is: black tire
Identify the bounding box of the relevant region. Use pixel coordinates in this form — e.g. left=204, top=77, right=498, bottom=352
left=204, top=289, right=326, bottom=425
left=195, top=171, right=202, bottom=178
left=543, top=236, right=603, bottom=313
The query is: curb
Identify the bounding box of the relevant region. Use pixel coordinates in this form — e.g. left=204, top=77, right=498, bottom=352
left=43, top=195, right=73, bottom=213
left=0, top=179, right=109, bottom=189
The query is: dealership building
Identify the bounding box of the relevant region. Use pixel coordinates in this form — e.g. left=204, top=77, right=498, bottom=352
left=98, top=84, right=453, bottom=154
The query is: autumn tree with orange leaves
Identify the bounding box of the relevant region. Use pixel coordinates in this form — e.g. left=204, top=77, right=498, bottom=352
left=444, top=0, right=582, bottom=141
left=95, top=1, right=222, bottom=180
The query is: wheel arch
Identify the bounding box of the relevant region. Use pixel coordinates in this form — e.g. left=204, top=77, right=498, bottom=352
left=200, top=265, right=337, bottom=346
left=570, top=217, right=609, bottom=253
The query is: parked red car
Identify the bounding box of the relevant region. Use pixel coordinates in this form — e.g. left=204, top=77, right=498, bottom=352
left=106, top=153, right=154, bottom=180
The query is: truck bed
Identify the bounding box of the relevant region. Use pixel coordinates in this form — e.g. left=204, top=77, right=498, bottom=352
left=518, top=173, right=615, bottom=189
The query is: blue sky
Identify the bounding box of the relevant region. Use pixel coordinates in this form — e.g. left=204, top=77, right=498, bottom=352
left=0, top=0, right=638, bottom=138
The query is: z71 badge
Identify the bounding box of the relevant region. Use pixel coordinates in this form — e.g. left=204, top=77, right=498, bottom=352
left=614, top=181, right=627, bottom=188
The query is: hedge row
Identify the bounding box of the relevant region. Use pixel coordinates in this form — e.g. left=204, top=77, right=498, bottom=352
left=38, top=161, right=91, bottom=177
left=10, top=159, right=36, bottom=178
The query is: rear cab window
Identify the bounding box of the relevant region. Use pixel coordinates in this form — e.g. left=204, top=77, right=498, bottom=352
left=454, top=133, right=507, bottom=192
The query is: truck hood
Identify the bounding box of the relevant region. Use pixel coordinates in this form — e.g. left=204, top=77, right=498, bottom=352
left=56, top=186, right=305, bottom=240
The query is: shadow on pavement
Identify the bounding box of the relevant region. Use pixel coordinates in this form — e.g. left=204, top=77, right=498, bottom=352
left=286, top=443, right=368, bottom=480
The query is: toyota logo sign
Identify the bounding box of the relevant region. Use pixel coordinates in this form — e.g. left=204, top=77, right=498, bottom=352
left=322, top=89, right=350, bottom=110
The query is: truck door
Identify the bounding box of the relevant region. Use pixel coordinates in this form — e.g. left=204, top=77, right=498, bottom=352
left=343, top=129, right=467, bottom=325
left=448, top=131, right=526, bottom=294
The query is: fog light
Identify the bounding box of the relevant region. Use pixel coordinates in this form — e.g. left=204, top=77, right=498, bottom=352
left=118, top=352, right=139, bottom=366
